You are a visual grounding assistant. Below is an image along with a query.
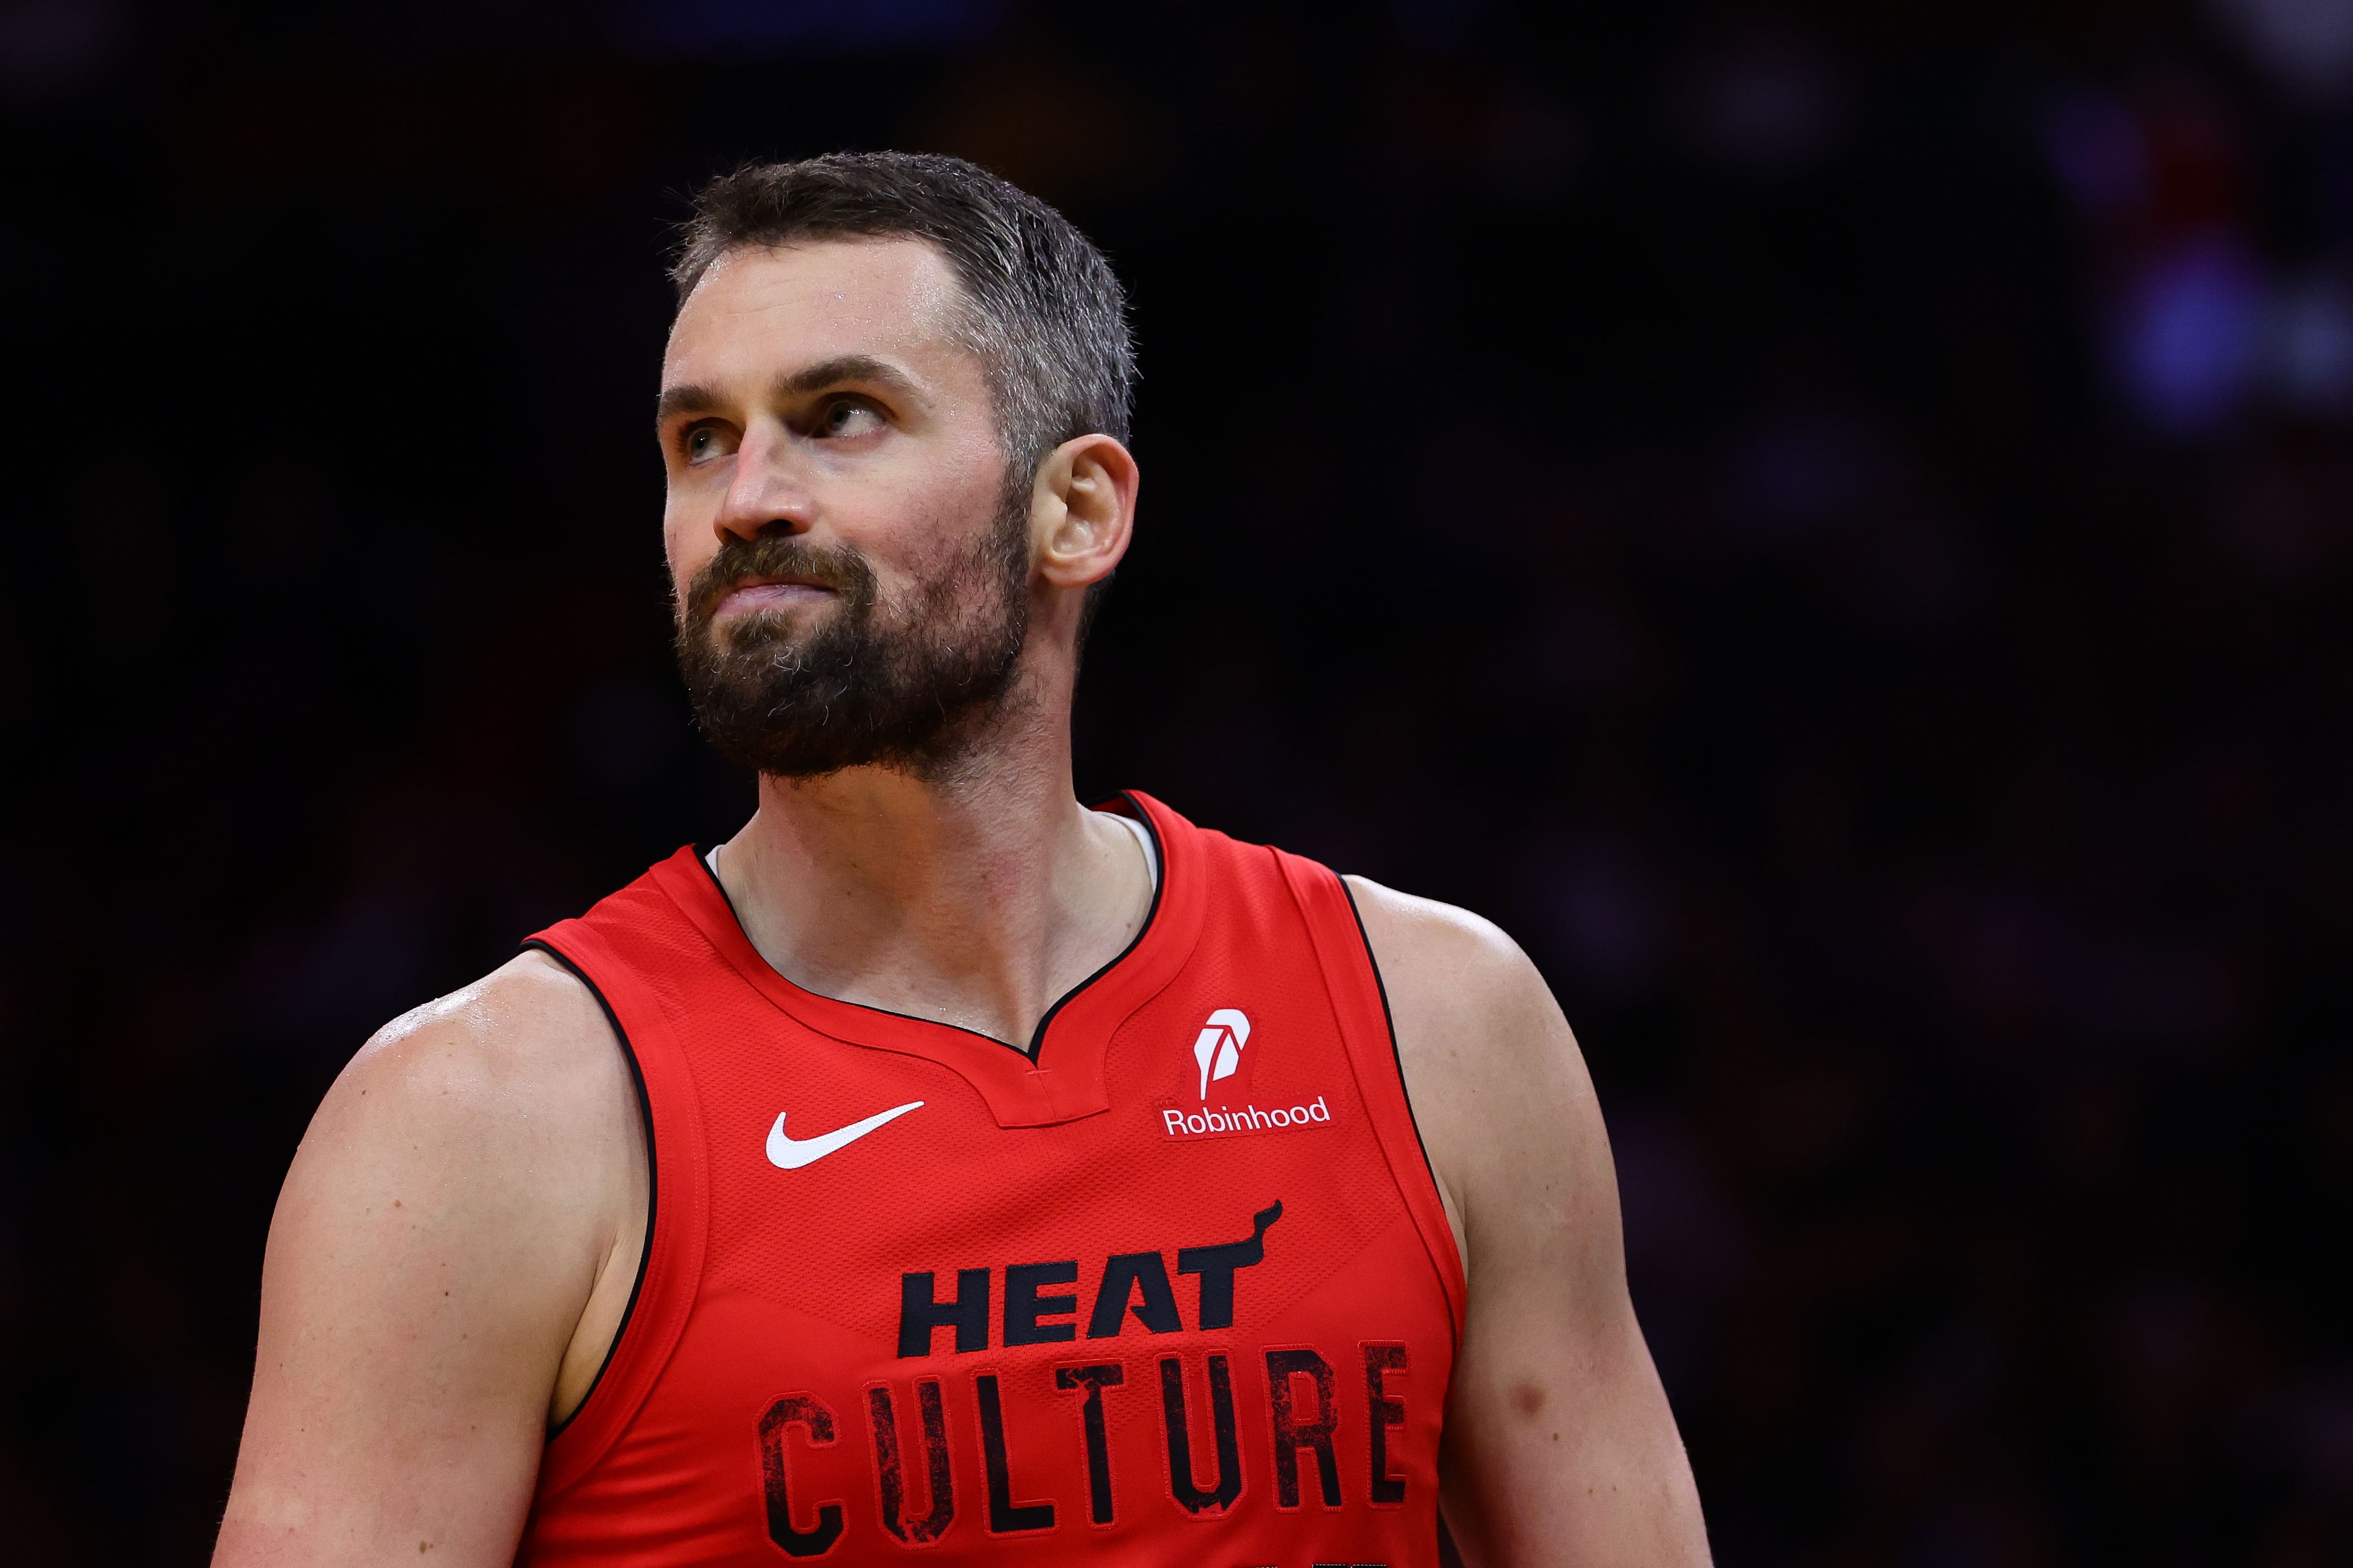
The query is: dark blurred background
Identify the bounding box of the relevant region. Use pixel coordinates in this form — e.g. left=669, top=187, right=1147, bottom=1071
left=4, top=1, right=2350, bottom=1562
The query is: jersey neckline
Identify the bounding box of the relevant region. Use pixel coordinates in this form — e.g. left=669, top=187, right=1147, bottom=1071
left=647, top=789, right=1206, bottom=1129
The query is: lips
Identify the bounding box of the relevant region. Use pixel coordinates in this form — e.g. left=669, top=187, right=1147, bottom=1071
left=706, top=575, right=839, bottom=622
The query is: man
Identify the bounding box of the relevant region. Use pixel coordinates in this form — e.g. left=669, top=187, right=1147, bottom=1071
left=213, top=153, right=1710, bottom=1567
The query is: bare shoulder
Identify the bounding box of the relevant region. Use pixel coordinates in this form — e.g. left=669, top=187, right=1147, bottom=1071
left=275, top=945, right=640, bottom=1317
left=319, top=948, right=624, bottom=1146
left=283, top=947, right=641, bottom=1311
left=1342, top=874, right=1584, bottom=1108
left=1342, top=876, right=1608, bottom=1271
left=1343, top=875, right=1552, bottom=1025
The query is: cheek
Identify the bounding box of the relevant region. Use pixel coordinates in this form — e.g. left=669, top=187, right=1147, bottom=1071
left=661, top=507, right=710, bottom=603
left=824, top=469, right=988, bottom=577
left=884, top=512, right=1002, bottom=603
left=907, top=452, right=1019, bottom=558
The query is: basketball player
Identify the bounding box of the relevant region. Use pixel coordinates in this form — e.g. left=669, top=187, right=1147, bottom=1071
left=212, top=154, right=1710, bottom=1567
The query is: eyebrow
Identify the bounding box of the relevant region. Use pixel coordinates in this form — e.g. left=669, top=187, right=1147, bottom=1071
left=653, top=354, right=927, bottom=423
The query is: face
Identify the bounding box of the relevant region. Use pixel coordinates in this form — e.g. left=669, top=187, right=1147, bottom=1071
left=658, top=239, right=1032, bottom=779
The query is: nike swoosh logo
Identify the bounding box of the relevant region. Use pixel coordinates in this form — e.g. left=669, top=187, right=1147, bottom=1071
left=765, top=1100, right=925, bottom=1169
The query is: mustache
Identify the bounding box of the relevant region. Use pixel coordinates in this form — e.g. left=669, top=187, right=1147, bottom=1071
left=683, top=533, right=877, bottom=625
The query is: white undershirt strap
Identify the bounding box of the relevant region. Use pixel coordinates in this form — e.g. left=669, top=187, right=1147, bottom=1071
left=1101, top=807, right=1161, bottom=893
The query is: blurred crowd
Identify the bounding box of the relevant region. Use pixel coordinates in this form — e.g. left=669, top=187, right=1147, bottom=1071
left=3, top=2, right=2350, bottom=1563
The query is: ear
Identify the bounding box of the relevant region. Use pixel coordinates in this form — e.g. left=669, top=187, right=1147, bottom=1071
left=1031, top=433, right=1139, bottom=591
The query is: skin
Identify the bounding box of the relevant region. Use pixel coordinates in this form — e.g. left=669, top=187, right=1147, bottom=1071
left=212, top=238, right=1711, bottom=1566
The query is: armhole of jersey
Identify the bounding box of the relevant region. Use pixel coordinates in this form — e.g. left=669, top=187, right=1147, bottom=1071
left=1275, top=852, right=1471, bottom=1348
left=524, top=938, right=653, bottom=1442
left=521, top=922, right=711, bottom=1499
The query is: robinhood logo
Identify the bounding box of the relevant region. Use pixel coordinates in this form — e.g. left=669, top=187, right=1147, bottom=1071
left=1166, top=1007, right=1332, bottom=1139
left=1162, top=1097, right=1332, bottom=1138
left=1193, top=1009, right=1251, bottom=1100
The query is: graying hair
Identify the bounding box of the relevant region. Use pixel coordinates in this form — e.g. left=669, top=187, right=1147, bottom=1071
left=671, top=152, right=1135, bottom=489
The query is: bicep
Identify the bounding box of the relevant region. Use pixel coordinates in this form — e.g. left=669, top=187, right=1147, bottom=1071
left=1351, top=879, right=1709, bottom=1567
left=215, top=999, right=616, bottom=1567
left=1435, top=1033, right=1705, bottom=1566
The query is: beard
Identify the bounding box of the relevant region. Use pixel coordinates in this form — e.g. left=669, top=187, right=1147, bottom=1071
left=673, top=491, right=1032, bottom=781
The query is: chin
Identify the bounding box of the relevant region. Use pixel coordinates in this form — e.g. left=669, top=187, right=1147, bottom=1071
left=717, top=606, right=830, bottom=651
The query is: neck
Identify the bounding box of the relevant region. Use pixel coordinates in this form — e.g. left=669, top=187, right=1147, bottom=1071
left=709, top=686, right=1151, bottom=1048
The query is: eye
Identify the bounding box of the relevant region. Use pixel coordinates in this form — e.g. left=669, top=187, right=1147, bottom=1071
left=679, top=421, right=737, bottom=464
left=817, top=398, right=886, bottom=439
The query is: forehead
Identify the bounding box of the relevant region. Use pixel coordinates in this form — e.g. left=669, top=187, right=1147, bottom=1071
left=662, top=237, right=973, bottom=390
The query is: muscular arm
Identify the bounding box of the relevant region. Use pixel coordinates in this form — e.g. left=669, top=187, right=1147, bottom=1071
left=1349, top=878, right=1710, bottom=1568
left=212, top=952, right=647, bottom=1568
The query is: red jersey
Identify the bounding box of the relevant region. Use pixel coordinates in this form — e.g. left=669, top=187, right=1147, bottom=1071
left=516, top=792, right=1466, bottom=1566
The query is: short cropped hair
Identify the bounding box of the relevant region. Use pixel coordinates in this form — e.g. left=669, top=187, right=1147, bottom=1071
left=672, top=152, right=1134, bottom=487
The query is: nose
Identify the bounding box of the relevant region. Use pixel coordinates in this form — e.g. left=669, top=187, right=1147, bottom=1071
left=712, top=421, right=813, bottom=545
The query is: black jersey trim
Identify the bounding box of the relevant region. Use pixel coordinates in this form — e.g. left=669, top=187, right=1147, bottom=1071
left=524, top=938, right=656, bottom=1441
left=691, top=795, right=1166, bottom=1064
left=1334, top=876, right=1449, bottom=1216
left=1024, top=791, right=1165, bottom=1059
left=692, top=844, right=742, bottom=925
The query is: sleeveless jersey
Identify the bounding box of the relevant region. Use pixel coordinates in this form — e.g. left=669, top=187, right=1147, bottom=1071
left=515, top=792, right=1466, bottom=1567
